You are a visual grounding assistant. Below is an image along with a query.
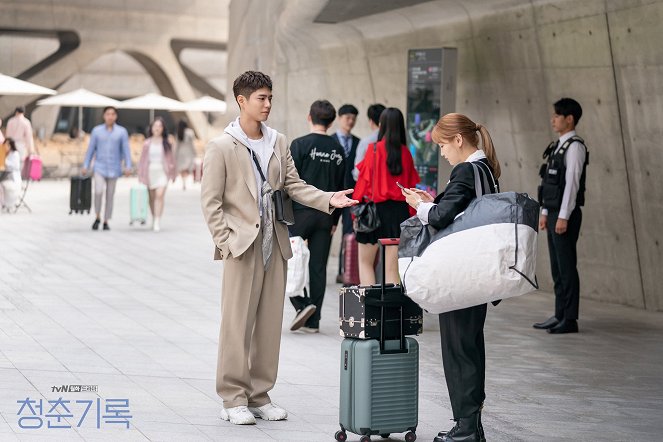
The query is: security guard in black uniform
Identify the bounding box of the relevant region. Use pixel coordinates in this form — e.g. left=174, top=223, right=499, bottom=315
left=534, top=98, right=589, bottom=334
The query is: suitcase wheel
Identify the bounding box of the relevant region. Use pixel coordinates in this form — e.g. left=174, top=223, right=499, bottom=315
left=334, top=430, right=347, bottom=442
left=141, top=220, right=146, bottom=225
left=405, top=431, right=417, bottom=442
left=360, top=436, right=371, bottom=442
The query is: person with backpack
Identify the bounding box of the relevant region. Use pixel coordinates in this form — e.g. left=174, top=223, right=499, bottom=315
left=402, top=113, right=501, bottom=442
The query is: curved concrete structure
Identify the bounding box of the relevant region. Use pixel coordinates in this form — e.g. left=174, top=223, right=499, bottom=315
left=0, top=0, right=229, bottom=135
left=228, top=0, right=663, bottom=311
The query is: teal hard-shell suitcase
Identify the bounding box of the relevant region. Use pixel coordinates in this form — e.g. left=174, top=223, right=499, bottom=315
left=129, top=185, right=148, bottom=225
left=336, top=239, right=418, bottom=442
left=337, top=338, right=419, bottom=442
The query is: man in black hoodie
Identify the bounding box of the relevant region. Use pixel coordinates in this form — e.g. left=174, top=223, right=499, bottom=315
left=288, top=100, right=346, bottom=333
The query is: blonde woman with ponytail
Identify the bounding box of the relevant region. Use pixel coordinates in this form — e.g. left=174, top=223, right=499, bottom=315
left=402, top=113, right=501, bottom=442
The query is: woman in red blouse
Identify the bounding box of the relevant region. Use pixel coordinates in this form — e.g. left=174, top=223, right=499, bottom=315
left=353, top=107, right=420, bottom=284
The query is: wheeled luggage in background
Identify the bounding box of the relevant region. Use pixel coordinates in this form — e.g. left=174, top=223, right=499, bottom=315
left=342, top=233, right=360, bottom=286
left=336, top=238, right=419, bottom=442
left=129, top=184, right=149, bottom=225
left=69, top=176, right=91, bottom=214
left=22, top=155, right=42, bottom=181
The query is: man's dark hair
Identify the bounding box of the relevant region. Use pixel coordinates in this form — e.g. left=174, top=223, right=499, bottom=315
left=309, top=100, right=336, bottom=127
left=15, top=106, right=25, bottom=114
left=233, top=71, right=272, bottom=103
left=554, top=98, right=582, bottom=126
left=103, top=106, right=118, bottom=114
left=367, top=103, right=386, bottom=126
left=338, top=104, right=358, bottom=116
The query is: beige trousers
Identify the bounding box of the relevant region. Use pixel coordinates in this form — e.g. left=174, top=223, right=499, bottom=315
left=216, top=230, right=287, bottom=408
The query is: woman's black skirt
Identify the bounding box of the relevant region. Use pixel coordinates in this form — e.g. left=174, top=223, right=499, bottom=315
left=356, top=200, right=410, bottom=245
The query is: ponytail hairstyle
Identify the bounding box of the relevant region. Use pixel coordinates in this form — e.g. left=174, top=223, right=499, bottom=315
left=377, top=107, right=406, bottom=176
left=431, top=113, right=501, bottom=179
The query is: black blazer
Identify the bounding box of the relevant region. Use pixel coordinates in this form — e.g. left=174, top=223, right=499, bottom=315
left=428, top=158, right=499, bottom=231
left=331, top=132, right=361, bottom=189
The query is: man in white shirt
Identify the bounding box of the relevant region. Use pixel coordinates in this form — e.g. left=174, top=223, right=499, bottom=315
left=533, top=98, right=588, bottom=334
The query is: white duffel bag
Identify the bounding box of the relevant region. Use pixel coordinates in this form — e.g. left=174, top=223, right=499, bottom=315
left=286, top=236, right=310, bottom=298
left=398, top=191, right=540, bottom=314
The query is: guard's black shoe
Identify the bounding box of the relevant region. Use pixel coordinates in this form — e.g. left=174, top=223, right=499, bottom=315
left=92, top=219, right=100, bottom=230
left=547, top=318, right=578, bottom=334
left=103, top=222, right=110, bottom=231
left=434, top=411, right=484, bottom=442
left=533, top=316, right=559, bottom=329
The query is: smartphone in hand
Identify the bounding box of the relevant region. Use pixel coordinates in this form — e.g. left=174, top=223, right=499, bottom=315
left=396, top=182, right=405, bottom=190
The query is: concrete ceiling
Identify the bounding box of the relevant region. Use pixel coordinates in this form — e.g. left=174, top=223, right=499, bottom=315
left=314, top=0, right=436, bottom=23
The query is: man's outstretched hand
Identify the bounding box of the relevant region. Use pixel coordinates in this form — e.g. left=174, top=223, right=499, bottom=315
left=330, top=189, right=359, bottom=208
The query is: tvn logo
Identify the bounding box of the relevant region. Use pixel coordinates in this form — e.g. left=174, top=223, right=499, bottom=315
left=50, top=385, right=98, bottom=393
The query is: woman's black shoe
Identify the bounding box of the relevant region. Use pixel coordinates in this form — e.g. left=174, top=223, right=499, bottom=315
left=92, top=219, right=100, bottom=230
left=433, top=411, right=484, bottom=442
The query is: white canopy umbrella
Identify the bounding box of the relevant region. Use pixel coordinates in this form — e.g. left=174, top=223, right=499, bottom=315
left=182, top=95, right=227, bottom=113
left=182, top=95, right=227, bottom=140
left=0, top=73, right=56, bottom=96
left=37, top=88, right=120, bottom=135
left=119, top=93, right=184, bottom=121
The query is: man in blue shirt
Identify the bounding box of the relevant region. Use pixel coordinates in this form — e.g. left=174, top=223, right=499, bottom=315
left=82, top=106, right=132, bottom=231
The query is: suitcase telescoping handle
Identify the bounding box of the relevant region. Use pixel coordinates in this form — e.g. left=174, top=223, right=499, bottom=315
left=377, top=238, right=406, bottom=354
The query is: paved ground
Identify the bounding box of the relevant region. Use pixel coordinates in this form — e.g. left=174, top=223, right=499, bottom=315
left=0, top=178, right=662, bottom=442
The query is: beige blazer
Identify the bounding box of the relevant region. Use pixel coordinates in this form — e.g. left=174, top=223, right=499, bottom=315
left=201, top=132, right=335, bottom=261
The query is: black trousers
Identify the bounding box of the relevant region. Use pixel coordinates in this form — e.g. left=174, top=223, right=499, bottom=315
left=439, top=303, right=487, bottom=419
left=288, top=208, right=334, bottom=328
left=546, top=207, right=582, bottom=320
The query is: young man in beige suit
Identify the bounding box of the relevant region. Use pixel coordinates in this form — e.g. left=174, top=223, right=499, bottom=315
left=201, top=71, right=358, bottom=425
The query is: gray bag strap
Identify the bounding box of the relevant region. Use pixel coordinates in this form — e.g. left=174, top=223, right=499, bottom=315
left=470, top=162, right=490, bottom=198
left=471, top=161, right=498, bottom=196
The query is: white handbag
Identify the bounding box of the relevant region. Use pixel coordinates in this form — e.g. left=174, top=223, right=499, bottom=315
left=285, top=236, right=310, bottom=298
left=399, top=164, right=540, bottom=314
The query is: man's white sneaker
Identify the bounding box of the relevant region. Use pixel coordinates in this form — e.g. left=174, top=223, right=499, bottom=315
left=299, top=326, right=319, bottom=334
left=220, top=406, right=256, bottom=425
left=290, top=304, right=317, bottom=331
left=248, top=403, right=288, bottom=421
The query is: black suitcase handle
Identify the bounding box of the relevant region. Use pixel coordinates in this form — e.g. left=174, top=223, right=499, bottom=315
left=377, top=238, right=406, bottom=354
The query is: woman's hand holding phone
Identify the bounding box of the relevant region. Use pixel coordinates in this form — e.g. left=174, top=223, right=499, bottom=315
left=412, top=188, right=434, bottom=203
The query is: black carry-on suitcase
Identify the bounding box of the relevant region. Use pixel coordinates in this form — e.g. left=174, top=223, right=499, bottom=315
left=336, top=238, right=419, bottom=442
left=339, top=238, right=423, bottom=339
left=69, top=176, right=91, bottom=214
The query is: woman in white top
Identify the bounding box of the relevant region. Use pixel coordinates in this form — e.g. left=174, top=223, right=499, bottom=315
left=1, top=138, right=22, bottom=211
left=175, top=120, right=197, bottom=190
left=138, top=118, right=176, bottom=231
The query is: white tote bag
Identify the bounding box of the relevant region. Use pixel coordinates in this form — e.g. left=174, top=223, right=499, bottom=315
left=398, top=164, right=540, bottom=314
left=285, top=236, right=310, bottom=298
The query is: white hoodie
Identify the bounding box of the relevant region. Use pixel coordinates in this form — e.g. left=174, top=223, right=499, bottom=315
left=224, top=117, right=280, bottom=213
